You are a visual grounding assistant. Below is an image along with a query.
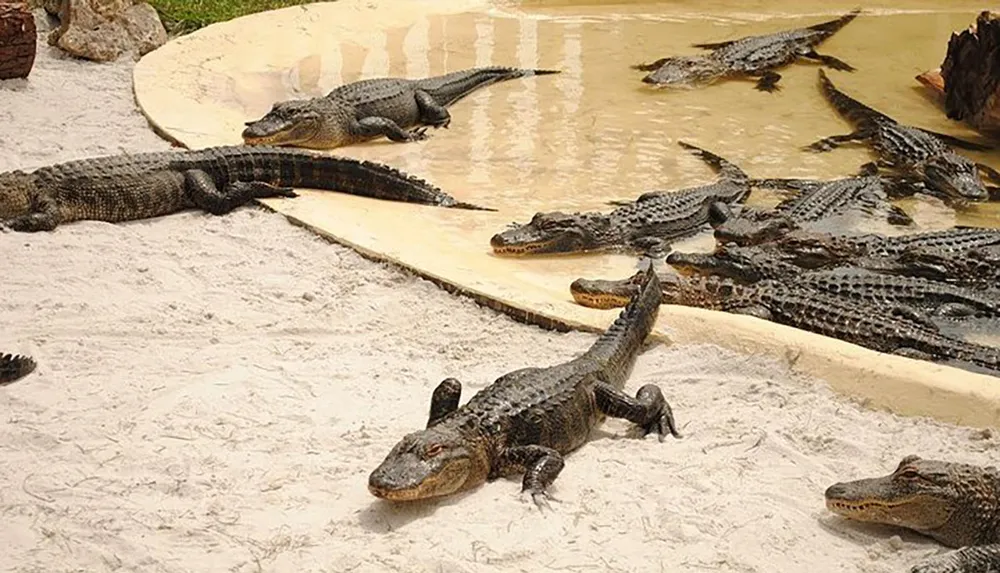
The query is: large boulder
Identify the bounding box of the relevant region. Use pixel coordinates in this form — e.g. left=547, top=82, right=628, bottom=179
left=0, top=2, right=37, bottom=80
left=46, top=0, right=167, bottom=62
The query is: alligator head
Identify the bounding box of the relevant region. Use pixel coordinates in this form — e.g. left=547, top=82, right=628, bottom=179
left=242, top=98, right=333, bottom=148
left=570, top=271, right=645, bottom=309
left=666, top=247, right=775, bottom=284
left=825, top=455, right=1000, bottom=548
left=640, top=55, right=726, bottom=87
left=491, top=212, right=615, bottom=255
left=922, top=153, right=989, bottom=202
left=368, top=426, right=489, bottom=502
left=713, top=214, right=799, bottom=247
left=772, top=231, right=863, bottom=268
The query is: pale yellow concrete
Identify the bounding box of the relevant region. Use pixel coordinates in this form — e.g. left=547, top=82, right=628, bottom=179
left=133, top=0, right=1000, bottom=428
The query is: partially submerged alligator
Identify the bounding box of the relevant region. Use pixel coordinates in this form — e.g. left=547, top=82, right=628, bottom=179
left=490, top=141, right=750, bottom=256
left=0, top=353, right=36, bottom=385
left=569, top=272, right=1000, bottom=372
left=368, top=267, right=679, bottom=505
left=242, top=67, right=560, bottom=150
left=0, top=145, right=491, bottom=232
left=714, top=162, right=915, bottom=246
left=806, top=69, right=996, bottom=202
left=826, top=456, right=1000, bottom=573
left=633, top=9, right=858, bottom=92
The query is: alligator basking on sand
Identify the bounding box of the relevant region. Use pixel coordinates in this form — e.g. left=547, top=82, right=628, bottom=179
left=806, top=69, right=997, bottom=203
left=368, top=267, right=679, bottom=505
left=633, top=9, right=858, bottom=92
left=490, top=141, right=750, bottom=257
left=665, top=246, right=1000, bottom=319
left=568, top=272, right=1000, bottom=372
left=0, top=353, right=36, bottom=385
left=242, top=67, right=560, bottom=150
left=0, top=146, right=491, bottom=232
left=713, top=162, right=915, bottom=246
left=771, top=227, right=1000, bottom=269
left=826, top=456, right=1000, bottom=573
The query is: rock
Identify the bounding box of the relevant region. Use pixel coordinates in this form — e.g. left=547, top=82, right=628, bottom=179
left=916, top=11, right=1000, bottom=138
left=46, top=0, right=167, bottom=62
left=0, top=2, right=37, bottom=80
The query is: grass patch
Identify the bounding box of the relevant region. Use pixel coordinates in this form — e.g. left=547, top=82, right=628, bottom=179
left=148, top=0, right=325, bottom=35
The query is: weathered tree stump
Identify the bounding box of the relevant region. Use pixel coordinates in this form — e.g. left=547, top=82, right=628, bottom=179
left=0, top=1, right=37, bottom=80
left=916, top=11, right=1000, bottom=137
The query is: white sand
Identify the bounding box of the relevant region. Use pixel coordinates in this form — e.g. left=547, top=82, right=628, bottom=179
left=1, top=16, right=996, bottom=573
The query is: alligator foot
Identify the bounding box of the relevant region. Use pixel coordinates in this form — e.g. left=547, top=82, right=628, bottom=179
left=415, top=89, right=452, bottom=129
left=504, top=445, right=565, bottom=508
left=892, top=347, right=936, bottom=362
left=804, top=131, right=867, bottom=152
left=933, top=303, right=978, bottom=319
left=186, top=170, right=297, bottom=215
left=631, top=58, right=669, bottom=72
left=886, top=205, right=915, bottom=226
left=0, top=211, right=58, bottom=232
left=909, top=544, right=1000, bottom=573
left=427, top=377, right=462, bottom=428
left=753, top=71, right=782, bottom=92
left=802, top=49, right=856, bottom=72
left=594, top=381, right=681, bottom=441
left=977, top=162, right=1000, bottom=184
left=354, top=116, right=429, bottom=143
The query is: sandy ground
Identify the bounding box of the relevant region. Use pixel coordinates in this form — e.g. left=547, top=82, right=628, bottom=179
left=1, top=15, right=998, bottom=573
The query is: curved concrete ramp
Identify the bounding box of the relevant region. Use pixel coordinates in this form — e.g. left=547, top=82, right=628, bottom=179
left=133, top=0, right=1000, bottom=427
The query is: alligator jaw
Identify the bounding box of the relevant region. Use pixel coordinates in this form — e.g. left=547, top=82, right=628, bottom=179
left=569, top=277, right=637, bottom=309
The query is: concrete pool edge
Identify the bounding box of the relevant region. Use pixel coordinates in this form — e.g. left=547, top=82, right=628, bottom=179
left=131, top=0, right=1000, bottom=429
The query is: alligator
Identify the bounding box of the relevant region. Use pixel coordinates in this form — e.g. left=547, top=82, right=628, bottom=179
left=874, top=244, right=1000, bottom=288
left=242, top=67, right=561, bottom=150
left=825, top=456, right=1000, bottom=573
left=368, top=266, right=679, bottom=505
left=665, top=246, right=1000, bottom=319
left=490, top=141, right=750, bottom=257
left=0, top=145, right=491, bottom=232
left=568, top=272, right=1000, bottom=372
left=713, top=162, right=916, bottom=246
left=771, top=227, right=1000, bottom=269
left=805, top=69, right=997, bottom=202
left=632, top=9, right=858, bottom=92
left=0, top=353, right=36, bottom=385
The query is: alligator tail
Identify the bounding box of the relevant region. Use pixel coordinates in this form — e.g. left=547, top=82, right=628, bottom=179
left=676, top=141, right=749, bottom=184
left=806, top=8, right=861, bottom=37
left=585, top=266, right=661, bottom=383
left=419, top=66, right=562, bottom=108
left=817, top=69, right=891, bottom=128
left=0, top=353, right=36, bottom=385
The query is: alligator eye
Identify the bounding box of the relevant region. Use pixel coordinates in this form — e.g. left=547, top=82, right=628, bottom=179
left=898, top=469, right=921, bottom=480
left=425, top=444, right=445, bottom=458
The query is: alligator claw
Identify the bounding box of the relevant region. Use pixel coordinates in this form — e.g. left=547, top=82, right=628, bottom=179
left=522, top=488, right=559, bottom=511
left=408, top=127, right=430, bottom=141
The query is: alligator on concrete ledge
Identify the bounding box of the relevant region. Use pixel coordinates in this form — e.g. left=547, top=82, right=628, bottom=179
left=241, top=67, right=560, bottom=150
left=806, top=69, right=997, bottom=203
left=632, top=9, right=859, bottom=92
left=568, top=272, right=1000, bottom=373
left=0, top=145, right=492, bottom=232
left=713, top=162, right=916, bottom=246
left=826, top=456, right=1000, bottom=573
left=490, top=141, right=750, bottom=257
left=665, top=246, right=1000, bottom=319
left=0, top=353, right=36, bottom=385
left=368, top=266, right=679, bottom=505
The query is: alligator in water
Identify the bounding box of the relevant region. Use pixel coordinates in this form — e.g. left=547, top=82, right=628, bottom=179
left=806, top=69, right=997, bottom=203
left=665, top=246, right=1000, bottom=319
left=242, top=67, right=561, bottom=150
left=368, top=267, right=679, bottom=505
left=490, top=141, right=750, bottom=257
left=568, top=272, right=1000, bottom=372
left=826, top=456, right=1000, bottom=573
left=633, top=9, right=859, bottom=92
left=0, top=353, right=36, bottom=385
left=0, top=145, right=492, bottom=232
left=713, top=162, right=916, bottom=246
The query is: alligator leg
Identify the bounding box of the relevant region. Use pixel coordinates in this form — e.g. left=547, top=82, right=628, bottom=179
left=353, top=117, right=430, bottom=143
left=916, top=129, right=994, bottom=152
left=886, top=305, right=940, bottom=332
left=631, top=58, right=670, bottom=72
left=427, top=378, right=461, bottom=428
left=184, top=171, right=298, bottom=215
left=885, top=204, right=915, bottom=226
left=752, top=71, right=782, bottom=93
left=909, top=544, right=1000, bottom=573
left=0, top=196, right=59, bottom=232
left=892, top=347, right=936, bottom=361
left=594, top=381, right=680, bottom=440
left=933, top=303, right=979, bottom=319
left=801, top=49, right=856, bottom=72
left=414, top=90, right=452, bottom=129
left=728, top=305, right=774, bottom=321
left=501, top=445, right=565, bottom=507
left=976, top=162, right=1000, bottom=184
left=804, top=131, right=868, bottom=152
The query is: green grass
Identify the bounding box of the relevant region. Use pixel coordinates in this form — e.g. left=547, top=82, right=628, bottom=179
left=148, top=0, right=326, bottom=35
